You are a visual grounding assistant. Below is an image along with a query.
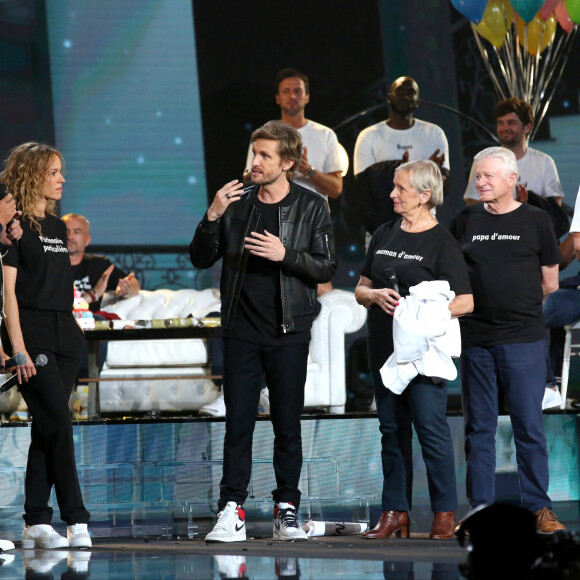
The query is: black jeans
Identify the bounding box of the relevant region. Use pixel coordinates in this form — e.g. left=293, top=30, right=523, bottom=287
left=2, top=310, right=90, bottom=526
left=218, top=338, right=309, bottom=511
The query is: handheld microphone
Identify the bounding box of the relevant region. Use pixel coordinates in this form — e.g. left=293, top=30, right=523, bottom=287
left=0, top=354, right=48, bottom=395
left=384, top=267, right=400, bottom=294
left=1, top=352, right=27, bottom=371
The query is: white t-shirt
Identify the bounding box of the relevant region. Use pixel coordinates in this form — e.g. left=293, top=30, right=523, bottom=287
left=245, top=120, right=347, bottom=199
left=569, top=186, right=580, bottom=232
left=353, top=118, right=450, bottom=175
left=463, top=147, right=564, bottom=201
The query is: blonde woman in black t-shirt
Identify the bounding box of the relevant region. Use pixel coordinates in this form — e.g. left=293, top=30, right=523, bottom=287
left=0, top=142, right=91, bottom=550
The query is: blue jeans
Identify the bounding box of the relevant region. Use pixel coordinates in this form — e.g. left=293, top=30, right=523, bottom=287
left=372, top=371, right=457, bottom=513
left=543, top=288, right=580, bottom=378
left=543, top=288, right=580, bottom=328
left=460, top=339, right=551, bottom=512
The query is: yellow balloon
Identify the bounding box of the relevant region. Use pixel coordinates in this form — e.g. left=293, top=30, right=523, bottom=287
left=516, top=13, right=557, bottom=55
left=475, top=0, right=515, bottom=48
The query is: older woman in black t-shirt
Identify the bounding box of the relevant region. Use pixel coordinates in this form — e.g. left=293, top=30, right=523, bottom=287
left=355, top=160, right=473, bottom=540
left=0, top=143, right=91, bottom=550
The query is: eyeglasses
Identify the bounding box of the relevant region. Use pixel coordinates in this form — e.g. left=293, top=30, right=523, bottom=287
left=47, top=169, right=66, bottom=178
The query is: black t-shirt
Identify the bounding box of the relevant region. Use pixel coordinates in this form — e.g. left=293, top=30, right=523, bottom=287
left=3, top=215, right=74, bottom=311
left=361, top=219, right=472, bottom=369
left=227, top=196, right=309, bottom=346
left=71, top=254, right=127, bottom=311
left=450, top=203, right=560, bottom=347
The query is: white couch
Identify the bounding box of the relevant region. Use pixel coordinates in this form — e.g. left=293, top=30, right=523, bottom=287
left=98, top=288, right=367, bottom=415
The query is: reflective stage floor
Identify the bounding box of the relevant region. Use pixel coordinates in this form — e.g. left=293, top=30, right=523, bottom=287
left=2, top=521, right=580, bottom=579
left=0, top=534, right=472, bottom=580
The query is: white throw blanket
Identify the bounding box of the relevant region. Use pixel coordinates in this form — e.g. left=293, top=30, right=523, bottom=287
left=380, top=280, right=461, bottom=395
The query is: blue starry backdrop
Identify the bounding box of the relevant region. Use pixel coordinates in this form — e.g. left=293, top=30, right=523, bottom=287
left=46, top=0, right=206, bottom=245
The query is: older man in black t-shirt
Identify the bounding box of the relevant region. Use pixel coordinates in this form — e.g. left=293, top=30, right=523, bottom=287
left=63, top=213, right=140, bottom=311
left=450, top=147, right=564, bottom=533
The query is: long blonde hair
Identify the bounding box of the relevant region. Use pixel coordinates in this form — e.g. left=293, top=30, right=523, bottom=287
left=0, top=142, right=64, bottom=234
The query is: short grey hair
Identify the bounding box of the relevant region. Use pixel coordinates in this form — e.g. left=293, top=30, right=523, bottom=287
left=394, top=159, right=443, bottom=209
left=474, top=146, right=518, bottom=179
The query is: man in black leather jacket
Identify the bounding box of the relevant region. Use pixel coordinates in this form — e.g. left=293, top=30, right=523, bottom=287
left=190, top=121, right=336, bottom=543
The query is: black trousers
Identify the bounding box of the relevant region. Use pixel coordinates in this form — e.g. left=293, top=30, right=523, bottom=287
left=2, top=310, right=90, bottom=526
left=218, top=338, right=309, bottom=511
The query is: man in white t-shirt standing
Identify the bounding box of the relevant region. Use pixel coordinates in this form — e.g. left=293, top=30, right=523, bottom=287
left=463, top=98, right=564, bottom=207
left=353, top=77, right=449, bottom=238
left=244, top=68, right=346, bottom=296
left=245, top=68, right=347, bottom=203
left=354, top=76, right=449, bottom=178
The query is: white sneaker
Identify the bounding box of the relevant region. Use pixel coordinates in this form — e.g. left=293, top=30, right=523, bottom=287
left=0, top=538, right=15, bottom=552
left=67, top=523, right=92, bottom=548
left=205, top=501, right=246, bottom=543
left=22, top=524, right=69, bottom=549
left=273, top=502, right=308, bottom=541
left=258, top=387, right=270, bottom=415
left=215, top=555, right=247, bottom=578
left=199, top=392, right=225, bottom=417
left=542, top=387, right=563, bottom=410
left=22, top=549, right=69, bottom=573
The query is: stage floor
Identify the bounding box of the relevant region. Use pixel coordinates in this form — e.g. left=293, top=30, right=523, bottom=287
left=0, top=534, right=476, bottom=579
left=2, top=528, right=580, bottom=579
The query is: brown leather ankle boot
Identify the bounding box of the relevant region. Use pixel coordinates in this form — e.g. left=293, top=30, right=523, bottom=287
left=362, top=510, right=410, bottom=539
left=430, top=511, right=456, bottom=539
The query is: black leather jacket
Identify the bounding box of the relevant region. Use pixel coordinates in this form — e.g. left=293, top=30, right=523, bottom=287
left=189, top=182, right=336, bottom=333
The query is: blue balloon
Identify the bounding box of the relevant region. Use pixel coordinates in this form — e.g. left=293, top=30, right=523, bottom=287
left=450, top=0, right=488, bottom=23
left=510, top=0, right=544, bottom=22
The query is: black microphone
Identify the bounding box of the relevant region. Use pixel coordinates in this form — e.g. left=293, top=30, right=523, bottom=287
left=1, top=352, right=27, bottom=371
left=384, top=267, right=400, bottom=294
left=0, top=354, right=48, bottom=395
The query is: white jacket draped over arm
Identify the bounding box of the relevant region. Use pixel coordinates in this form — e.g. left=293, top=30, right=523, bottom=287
left=380, top=280, right=461, bottom=395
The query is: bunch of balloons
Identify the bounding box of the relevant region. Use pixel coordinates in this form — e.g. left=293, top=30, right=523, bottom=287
left=452, top=0, right=577, bottom=50
left=451, top=0, right=578, bottom=138
left=451, top=0, right=579, bottom=32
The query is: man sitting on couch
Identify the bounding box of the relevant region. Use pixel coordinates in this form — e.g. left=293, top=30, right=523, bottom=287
left=64, top=213, right=140, bottom=311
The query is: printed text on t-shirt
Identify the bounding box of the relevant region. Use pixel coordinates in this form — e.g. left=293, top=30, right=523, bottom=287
left=471, top=233, right=521, bottom=242
left=39, top=235, right=69, bottom=253
left=376, top=249, right=424, bottom=261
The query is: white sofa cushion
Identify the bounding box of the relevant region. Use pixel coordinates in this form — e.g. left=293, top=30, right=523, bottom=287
left=106, top=338, right=208, bottom=367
